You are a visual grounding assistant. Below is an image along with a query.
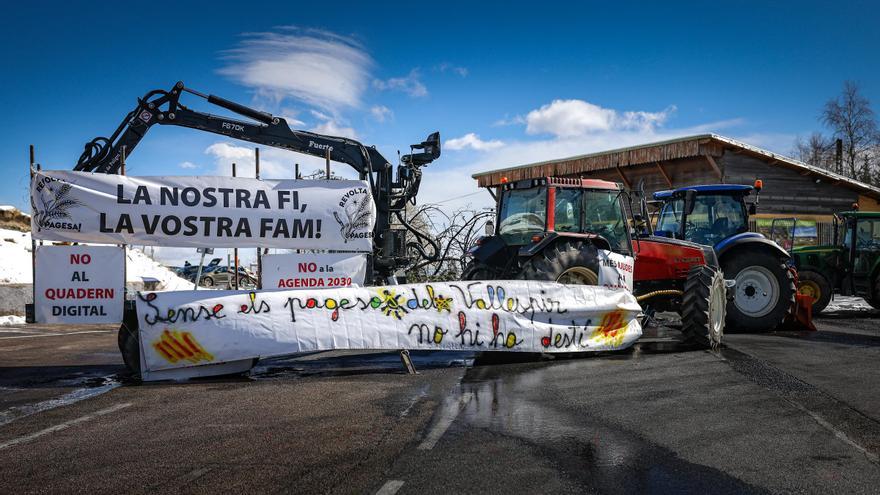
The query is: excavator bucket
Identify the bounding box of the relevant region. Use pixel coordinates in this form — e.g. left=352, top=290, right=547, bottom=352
left=781, top=268, right=817, bottom=331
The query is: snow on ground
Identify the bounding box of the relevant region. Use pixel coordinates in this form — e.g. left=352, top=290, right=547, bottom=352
left=0, top=315, right=25, bottom=326
left=0, top=229, right=34, bottom=284
left=0, top=228, right=191, bottom=290
left=824, top=295, right=875, bottom=313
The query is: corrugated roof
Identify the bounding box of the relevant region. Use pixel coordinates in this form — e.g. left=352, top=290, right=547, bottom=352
left=471, top=133, right=880, bottom=199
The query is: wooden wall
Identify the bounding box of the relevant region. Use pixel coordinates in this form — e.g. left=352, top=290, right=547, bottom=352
left=720, top=152, right=858, bottom=215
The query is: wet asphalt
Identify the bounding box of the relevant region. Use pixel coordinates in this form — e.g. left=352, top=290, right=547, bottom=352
left=1, top=310, right=879, bottom=494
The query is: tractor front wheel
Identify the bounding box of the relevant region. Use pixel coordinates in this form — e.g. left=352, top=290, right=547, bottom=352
left=722, top=251, right=795, bottom=332
left=681, top=265, right=726, bottom=349
left=117, top=309, right=141, bottom=376
left=517, top=241, right=600, bottom=285
left=797, top=270, right=832, bottom=314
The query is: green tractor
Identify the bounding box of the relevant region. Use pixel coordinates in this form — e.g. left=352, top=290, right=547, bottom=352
left=790, top=210, right=880, bottom=313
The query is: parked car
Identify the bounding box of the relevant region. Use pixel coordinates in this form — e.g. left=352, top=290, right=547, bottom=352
left=198, top=265, right=257, bottom=289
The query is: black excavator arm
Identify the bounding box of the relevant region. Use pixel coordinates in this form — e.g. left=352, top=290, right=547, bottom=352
left=74, top=81, right=441, bottom=283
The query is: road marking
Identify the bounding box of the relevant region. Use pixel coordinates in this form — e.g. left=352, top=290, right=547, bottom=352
left=793, top=402, right=879, bottom=464
left=375, top=480, right=404, bottom=495
left=0, top=330, right=112, bottom=340
left=0, top=402, right=131, bottom=451
left=0, top=379, right=121, bottom=427
left=418, top=391, right=473, bottom=450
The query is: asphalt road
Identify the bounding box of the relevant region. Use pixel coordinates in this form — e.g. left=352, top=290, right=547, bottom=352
left=1, top=309, right=879, bottom=494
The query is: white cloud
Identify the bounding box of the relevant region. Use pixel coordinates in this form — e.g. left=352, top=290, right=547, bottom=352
left=308, top=110, right=357, bottom=138
left=373, top=69, right=428, bottom=97
left=370, top=105, right=392, bottom=122
left=203, top=141, right=360, bottom=180
left=218, top=28, right=372, bottom=111
left=178, top=161, right=199, bottom=169
left=524, top=99, right=675, bottom=138
left=445, top=133, right=504, bottom=151
left=436, top=62, right=468, bottom=77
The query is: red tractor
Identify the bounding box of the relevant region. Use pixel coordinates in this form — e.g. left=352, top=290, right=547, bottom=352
left=464, top=177, right=727, bottom=348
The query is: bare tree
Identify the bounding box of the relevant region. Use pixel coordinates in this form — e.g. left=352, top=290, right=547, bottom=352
left=821, top=81, right=879, bottom=180
left=402, top=205, right=495, bottom=282
left=792, top=132, right=835, bottom=170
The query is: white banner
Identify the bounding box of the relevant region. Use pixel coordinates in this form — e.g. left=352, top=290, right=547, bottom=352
left=30, top=171, right=376, bottom=251
left=262, top=253, right=367, bottom=289
left=598, top=250, right=634, bottom=292
left=35, top=245, right=124, bottom=323
left=135, top=281, right=642, bottom=373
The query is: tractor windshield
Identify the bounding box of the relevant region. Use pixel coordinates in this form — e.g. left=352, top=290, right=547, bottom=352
left=657, top=193, right=747, bottom=245
left=583, top=189, right=629, bottom=252
left=498, top=187, right=547, bottom=244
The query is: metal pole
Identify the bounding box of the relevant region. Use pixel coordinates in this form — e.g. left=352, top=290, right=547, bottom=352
left=232, top=163, right=239, bottom=290
left=29, top=145, right=36, bottom=323
left=255, top=148, right=262, bottom=289
left=295, top=163, right=299, bottom=180
left=193, top=251, right=206, bottom=290
left=325, top=149, right=331, bottom=179
left=120, top=146, right=128, bottom=300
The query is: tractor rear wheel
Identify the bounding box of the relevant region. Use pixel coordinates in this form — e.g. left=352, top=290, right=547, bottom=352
left=517, top=241, right=600, bottom=285
left=117, top=309, right=141, bottom=376
left=796, top=270, right=832, bottom=314
left=722, top=251, right=795, bottom=332
left=681, top=265, right=726, bottom=349
left=869, top=275, right=880, bottom=310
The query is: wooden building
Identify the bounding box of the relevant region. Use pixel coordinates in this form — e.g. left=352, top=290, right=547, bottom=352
left=472, top=134, right=880, bottom=244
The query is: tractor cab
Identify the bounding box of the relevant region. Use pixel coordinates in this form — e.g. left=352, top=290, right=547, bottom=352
left=653, top=184, right=755, bottom=247
left=465, top=177, right=633, bottom=282
left=495, top=177, right=631, bottom=252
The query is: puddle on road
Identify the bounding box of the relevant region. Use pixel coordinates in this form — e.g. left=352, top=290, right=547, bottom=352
left=451, top=361, right=767, bottom=493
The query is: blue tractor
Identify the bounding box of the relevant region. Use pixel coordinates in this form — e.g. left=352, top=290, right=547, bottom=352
left=651, top=183, right=795, bottom=332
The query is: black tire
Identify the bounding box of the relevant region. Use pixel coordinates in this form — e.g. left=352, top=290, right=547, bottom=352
left=796, top=270, right=832, bottom=314
left=869, top=275, right=880, bottom=310
left=722, top=250, right=795, bottom=332
left=117, top=309, right=141, bottom=376
left=201, top=276, right=214, bottom=287
left=517, top=240, right=600, bottom=285
left=462, top=261, right=494, bottom=281
left=681, top=265, right=726, bottom=349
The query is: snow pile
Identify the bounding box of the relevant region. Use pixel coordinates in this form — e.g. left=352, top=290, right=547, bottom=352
left=824, top=296, right=875, bottom=313
left=125, top=247, right=194, bottom=291
left=0, top=228, right=192, bottom=290
left=0, top=315, right=25, bottom=326
left=0, top=229, right=34, bottom=284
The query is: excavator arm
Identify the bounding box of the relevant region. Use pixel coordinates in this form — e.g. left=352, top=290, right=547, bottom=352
left=73, top=81, right=442, bottom=283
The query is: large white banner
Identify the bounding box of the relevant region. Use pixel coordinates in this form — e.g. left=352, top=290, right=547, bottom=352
left=262, top=253, right=367, bottom=289
left=135, top=281, right=643, bottom=373
left=35, top=245, right=124, bottom=323
left=30, top=171, right=376, bottom=251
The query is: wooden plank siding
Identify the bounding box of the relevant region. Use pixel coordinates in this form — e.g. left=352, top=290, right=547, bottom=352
left=472, top=135, right=880, bottom=215
left=474, top=139, right=725, bottom=187
left=720, top=151, right=859, bottom=215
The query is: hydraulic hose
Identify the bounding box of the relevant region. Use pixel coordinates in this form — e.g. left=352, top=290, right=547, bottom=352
left=394, top=210, right=441, bottom=263
left=635, top=289, right=683, bottom=302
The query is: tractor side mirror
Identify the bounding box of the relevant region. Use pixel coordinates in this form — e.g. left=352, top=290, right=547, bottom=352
left=684, top=189, right=697, bottom=215
left=484, top=220, right=494, bottom=236
left=748, top=203, right=757, bottom=215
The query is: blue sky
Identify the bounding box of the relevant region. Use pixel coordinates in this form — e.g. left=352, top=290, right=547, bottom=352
left=3, top=0, right=879, bottom=257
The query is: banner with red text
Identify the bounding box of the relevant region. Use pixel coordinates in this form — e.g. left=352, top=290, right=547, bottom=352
left=262, top=253, right=367, bottom=289
left=30, top=170, right=375, bottom=251
left=35, top=245, right=124, bottom=323
left=135, top=281, right=643, bottom=373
